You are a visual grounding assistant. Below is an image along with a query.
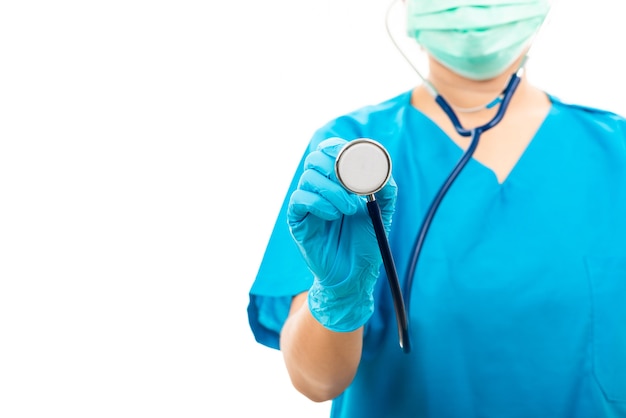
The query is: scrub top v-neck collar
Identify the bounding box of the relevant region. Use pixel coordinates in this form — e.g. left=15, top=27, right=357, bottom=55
left=405, top=94, right=557, bottom=188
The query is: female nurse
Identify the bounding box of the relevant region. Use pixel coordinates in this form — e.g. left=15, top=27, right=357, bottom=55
left=248, top=0, right=626, bottom=416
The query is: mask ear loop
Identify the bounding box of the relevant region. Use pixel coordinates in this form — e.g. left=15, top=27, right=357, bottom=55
left=516, top=0, right=559, bottom=74
left=384, top=0, right=436, bottom=97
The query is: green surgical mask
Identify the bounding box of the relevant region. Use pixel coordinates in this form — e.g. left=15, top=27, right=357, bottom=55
left=406, top=0, right=550, bottom=81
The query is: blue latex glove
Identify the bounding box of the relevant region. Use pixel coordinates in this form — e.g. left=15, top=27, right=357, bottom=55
left=287, top=137, right=397, bottom=332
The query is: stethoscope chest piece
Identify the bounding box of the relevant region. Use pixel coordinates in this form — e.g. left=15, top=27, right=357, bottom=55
left=335, top=139, right=392, bottom=196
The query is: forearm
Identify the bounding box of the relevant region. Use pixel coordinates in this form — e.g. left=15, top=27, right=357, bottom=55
left=280, top=292, right=363, bottom=402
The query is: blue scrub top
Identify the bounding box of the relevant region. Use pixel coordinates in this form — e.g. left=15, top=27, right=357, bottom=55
left=247, top=90, right=626, bottom=417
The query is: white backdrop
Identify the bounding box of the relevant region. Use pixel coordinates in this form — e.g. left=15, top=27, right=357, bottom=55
left=0, top=1, right=624, bottom=417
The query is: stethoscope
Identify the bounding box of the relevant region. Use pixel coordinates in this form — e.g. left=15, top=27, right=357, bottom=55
left=334, top=0, right=554, bottom=354
left=335, top=140, right=409, bottom=352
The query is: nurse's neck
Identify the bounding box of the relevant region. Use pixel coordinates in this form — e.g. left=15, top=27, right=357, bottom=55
left=424, top=54, right=533, bottom=112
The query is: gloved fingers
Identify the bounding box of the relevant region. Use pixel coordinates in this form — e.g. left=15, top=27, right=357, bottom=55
left=316, top=137, right=349, bottom=161
left=287, top=189, right=343, bottom=223
left=374, top=173, right=398, bottom=224
left=293, top=168, right=361, bottom=218
left=375, top=173, right=398, bottom=207
left=303, top=137, right=349, bottom=184
left=303, top=149, right=336, bottom=180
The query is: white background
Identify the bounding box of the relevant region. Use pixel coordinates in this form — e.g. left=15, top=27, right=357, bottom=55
left=0, top=1, right=623, bottom=417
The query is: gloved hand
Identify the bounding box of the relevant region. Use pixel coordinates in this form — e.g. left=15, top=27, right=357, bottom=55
left=287, top=137, right=397, bottom=332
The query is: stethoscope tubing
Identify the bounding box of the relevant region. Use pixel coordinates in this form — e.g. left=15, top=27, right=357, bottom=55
left=366, top=196, right=411, bottom=353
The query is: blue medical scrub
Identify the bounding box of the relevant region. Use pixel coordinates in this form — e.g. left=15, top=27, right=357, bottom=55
left=247, top=90, right=626, bottom=417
